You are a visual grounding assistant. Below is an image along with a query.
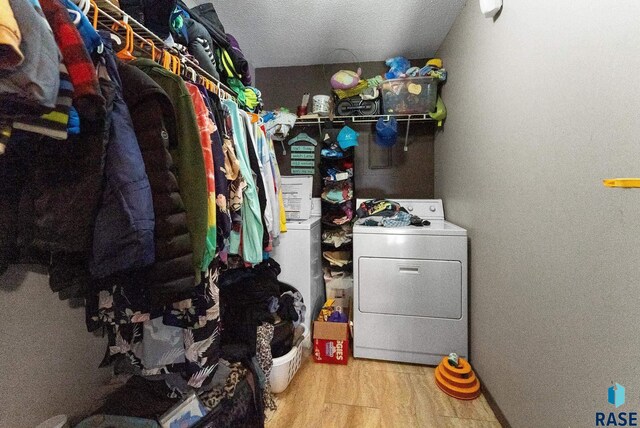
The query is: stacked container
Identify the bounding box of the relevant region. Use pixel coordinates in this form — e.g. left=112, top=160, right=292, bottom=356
left=318, top=127, right=355, bottom=303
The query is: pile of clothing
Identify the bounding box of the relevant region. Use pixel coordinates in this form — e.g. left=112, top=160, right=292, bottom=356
left=355, top=199, right=431, bottom=228
left=320, top=126, right=357, bottom=300
left=320, top=127, right=357, bottom=229
left=218, top=258, right=305, bottom=411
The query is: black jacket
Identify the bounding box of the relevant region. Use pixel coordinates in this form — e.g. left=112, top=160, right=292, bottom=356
left=0, top=94, right=108, bottom=296
left=117, top=61, right=195, bottom=305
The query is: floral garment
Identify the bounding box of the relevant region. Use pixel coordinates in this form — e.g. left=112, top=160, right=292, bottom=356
left=91, top=259, right=222, bottom=390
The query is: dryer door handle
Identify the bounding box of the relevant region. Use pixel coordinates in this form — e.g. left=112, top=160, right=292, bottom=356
left=398, top=265, right=420, bottom=274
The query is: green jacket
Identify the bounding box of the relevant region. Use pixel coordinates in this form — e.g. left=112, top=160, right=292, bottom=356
left=131, top=59, right=208, bottom=273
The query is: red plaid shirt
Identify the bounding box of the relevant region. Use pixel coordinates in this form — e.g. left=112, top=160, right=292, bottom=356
left=39, top=0, right=105, bottom=120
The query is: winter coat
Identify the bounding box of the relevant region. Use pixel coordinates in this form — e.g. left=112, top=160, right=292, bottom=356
left=117, top=61, right=196, bottom=305
left=90, top=38, right=155, bottom=279
left=0, top=0, right=60, bottom=116
left=131, top=58, right=209, bottom=274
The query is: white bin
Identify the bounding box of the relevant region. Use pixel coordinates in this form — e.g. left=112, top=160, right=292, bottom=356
left=270, top=325, right=309, bottom=394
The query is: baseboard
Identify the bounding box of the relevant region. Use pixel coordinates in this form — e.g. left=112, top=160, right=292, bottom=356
left=477, top=373, right=512, bottom=428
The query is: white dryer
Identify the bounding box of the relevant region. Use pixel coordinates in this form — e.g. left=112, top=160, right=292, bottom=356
left=353, top=199, right=468, bottom=365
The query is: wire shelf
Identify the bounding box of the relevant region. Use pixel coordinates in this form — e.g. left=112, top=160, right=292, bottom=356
left=294, top=114, right=435, bottom=126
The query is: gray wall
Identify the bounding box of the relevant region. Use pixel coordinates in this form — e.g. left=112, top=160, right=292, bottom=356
left=0, top=266, right=110, bottom=427
left=435, top=1, right=640, bottom=426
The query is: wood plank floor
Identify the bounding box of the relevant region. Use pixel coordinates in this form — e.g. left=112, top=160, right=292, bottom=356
left=266, top=354, right=500, bottom=428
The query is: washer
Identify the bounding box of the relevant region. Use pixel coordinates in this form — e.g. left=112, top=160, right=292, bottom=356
left=353, top=199, right=468, bottom=365
left=271, top=199, right=324, bottom=334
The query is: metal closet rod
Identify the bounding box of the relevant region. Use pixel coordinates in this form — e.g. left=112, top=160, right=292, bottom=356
left=91, top=0, right=237, bottom=100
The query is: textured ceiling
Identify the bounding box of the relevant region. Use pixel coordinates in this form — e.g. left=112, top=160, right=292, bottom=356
left=213, top=0, right=467, bottom=69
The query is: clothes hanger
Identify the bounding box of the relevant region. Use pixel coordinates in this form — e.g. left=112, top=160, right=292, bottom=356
left=288, top=133, right=318, bottom=146
left=111, top=20, right=135, bottom=61
left=162, top=50, right=173, bottom=71
left=171, top=54, right=181, bottom=75
left=202, top=78, right=212, bottom=92
left=110, top=33, right=122, bottom=47
left=181, top=60, right=199, bottom=83
left=67, top=9, right=82, bottom=25
left=161, top=51, right=180, bottom=74
left=82, top=0, right=91, bottom=15
left=73, top=0, right=90, bottom=16
left=179, top=60, right=187, bottom=80
left=139, top=38, right=157, bottom=61
left=247, top=113, right=260, bottom=124
left=89, top=0, right=99, bottom=29
left=182, top=64, right=197, bottom=82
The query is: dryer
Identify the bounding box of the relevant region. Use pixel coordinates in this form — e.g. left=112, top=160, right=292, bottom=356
left=353, top=199, right=468, bottom=365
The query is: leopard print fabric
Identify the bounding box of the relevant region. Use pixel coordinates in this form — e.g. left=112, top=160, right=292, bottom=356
left=199, top=362, right=248, bottom=410
left=257, top=322, right=276, bottom=411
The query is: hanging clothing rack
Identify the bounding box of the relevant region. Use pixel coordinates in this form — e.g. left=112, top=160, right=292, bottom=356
left=87, top=0, right=237, bottom=101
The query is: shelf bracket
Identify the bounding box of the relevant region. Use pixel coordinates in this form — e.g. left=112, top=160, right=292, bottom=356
left=404, top=116, right=411, bottom=151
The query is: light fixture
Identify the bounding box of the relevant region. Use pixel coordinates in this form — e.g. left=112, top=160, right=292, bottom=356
left=479, top=0, right=502, bottom=18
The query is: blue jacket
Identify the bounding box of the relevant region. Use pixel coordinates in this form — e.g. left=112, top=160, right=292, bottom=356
left=90, top=36, right=155, bottom=278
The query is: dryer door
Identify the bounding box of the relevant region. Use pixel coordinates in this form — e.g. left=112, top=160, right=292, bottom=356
left=358, top=257, right=462, bottom=319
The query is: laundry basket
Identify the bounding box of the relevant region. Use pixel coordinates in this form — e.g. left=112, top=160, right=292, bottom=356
left=270, top=325, right=309, bottom=393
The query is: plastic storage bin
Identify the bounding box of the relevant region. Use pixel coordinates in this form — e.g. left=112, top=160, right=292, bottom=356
left=381, top=77, right=438, bottom=114
left=270, top=325, right=309, bottom=393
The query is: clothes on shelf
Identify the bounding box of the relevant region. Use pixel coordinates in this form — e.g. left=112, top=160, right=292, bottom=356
left=320, top=125, right=356, bottom=302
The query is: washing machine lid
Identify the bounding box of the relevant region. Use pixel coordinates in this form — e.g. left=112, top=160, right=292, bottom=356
left=284, top=198, right=322, bottom=230
left=285, top=215, right=321, bottom=230
left=353, top=220, right=466, bottom=236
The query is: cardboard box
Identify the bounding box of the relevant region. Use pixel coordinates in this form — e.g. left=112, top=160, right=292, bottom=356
left=313, top=298, right=350, bottom=365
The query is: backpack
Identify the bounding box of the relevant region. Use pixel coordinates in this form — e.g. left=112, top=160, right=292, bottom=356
left=178, top=2, right=250, bottom=86
left=226, top=33, right=251, bottom=86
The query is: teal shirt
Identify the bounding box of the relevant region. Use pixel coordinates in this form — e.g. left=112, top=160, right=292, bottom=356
left=223, top=99, right=264, bottom=264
